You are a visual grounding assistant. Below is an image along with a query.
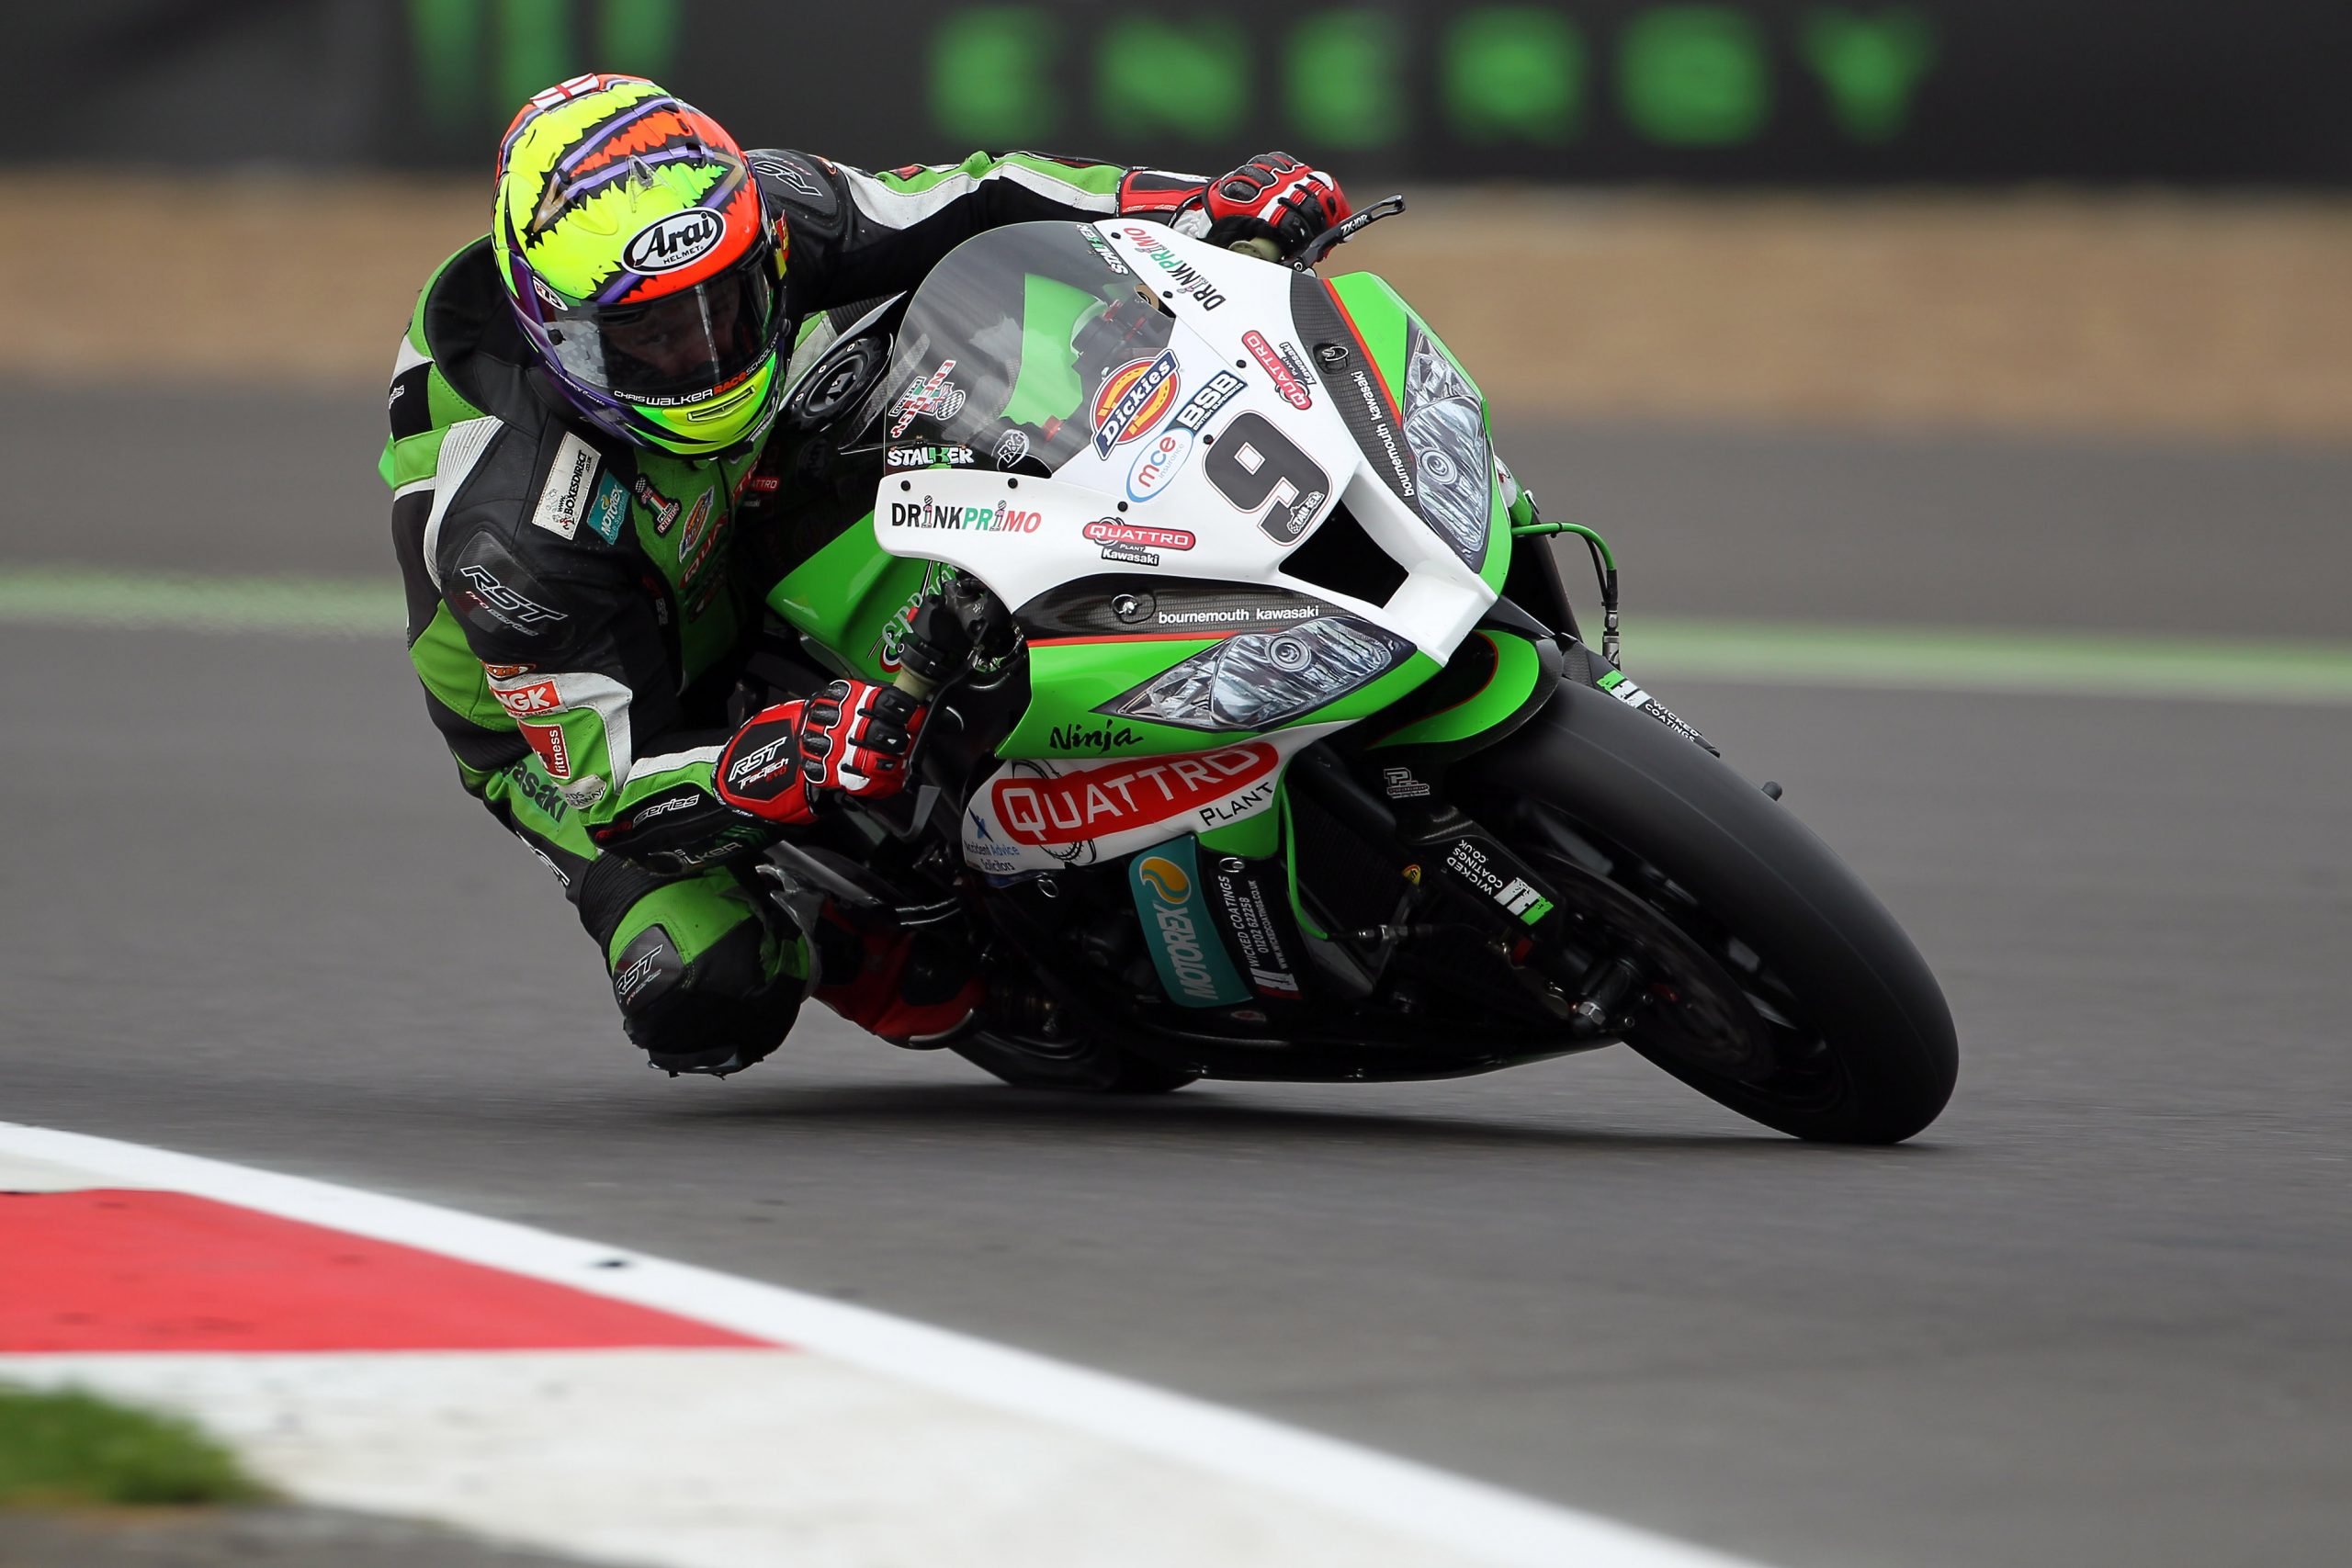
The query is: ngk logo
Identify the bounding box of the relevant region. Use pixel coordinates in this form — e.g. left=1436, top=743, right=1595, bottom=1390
left=493, top=680, right=560, bottom=717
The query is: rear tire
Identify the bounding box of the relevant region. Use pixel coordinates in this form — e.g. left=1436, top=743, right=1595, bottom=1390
left=1462, top=679, right=1958, bottom=1143
left=948, top=1032, right=1199, bottom=1094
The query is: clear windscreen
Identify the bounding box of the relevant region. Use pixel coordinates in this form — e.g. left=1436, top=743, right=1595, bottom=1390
left=880, top=221, right=1181, bottom=468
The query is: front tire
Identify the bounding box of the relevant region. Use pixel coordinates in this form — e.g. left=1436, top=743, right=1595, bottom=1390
left=1461, top=679, right=1958, bottom=1143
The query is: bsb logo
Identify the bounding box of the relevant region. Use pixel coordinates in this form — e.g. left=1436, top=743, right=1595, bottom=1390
left=1092, top=351, right=1181, bottom=457
left=991, top=743, right=1278, bottom=846
left=492, top=680, right=561, bottom=717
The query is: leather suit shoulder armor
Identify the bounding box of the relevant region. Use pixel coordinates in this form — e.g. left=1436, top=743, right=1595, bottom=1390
left=747, top=149, right=847, bottom=243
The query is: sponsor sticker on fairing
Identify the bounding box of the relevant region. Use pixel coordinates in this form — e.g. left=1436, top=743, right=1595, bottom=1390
left=1128, top=838, right=1252, bottom=1007
left=960, top=804, right=1027, bottom=876
left=1125, top=427, right=1196, bottom=502
left=1115, top=225, right=1230, bottom=310
left=888, top=496, right=1043, bottom=532
left=1083, top=516, right=1193, bottom=566
left=1442, top=838, right=1555, bottom=926
left=531, top=432, right=601, bottom=540
left=890, top=359, right=964, bottom=439
left=1091, top=351, right=1182, bottom=457
left=990, top=744, right=1280, bottom=846
left=887, top=445, right=977, bottom=469
left=1173, top=370, right=1246, bottom=433
left=1244, top=331, right=1313, bottom=410
left=1205, top=857, right=1304, bottom=998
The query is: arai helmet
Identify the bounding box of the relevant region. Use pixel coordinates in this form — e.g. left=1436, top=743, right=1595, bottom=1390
left=492, top=74, right=786, bottom=457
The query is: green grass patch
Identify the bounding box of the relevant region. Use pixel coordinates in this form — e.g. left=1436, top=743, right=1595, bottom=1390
left=0, top=1385, right=271, bottom=1508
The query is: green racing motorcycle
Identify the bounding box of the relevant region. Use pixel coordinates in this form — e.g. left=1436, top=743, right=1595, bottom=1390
left=744, top=204, right=1958, bottom=1145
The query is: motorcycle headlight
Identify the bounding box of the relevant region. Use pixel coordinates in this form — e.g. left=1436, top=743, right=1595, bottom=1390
left=1099, top=615, right=1415, bottom=733
left=1400, top=324, right=1492, bottom=571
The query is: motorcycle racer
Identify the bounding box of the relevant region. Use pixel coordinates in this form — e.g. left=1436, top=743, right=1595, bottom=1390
left=379, top=73, right=1351, bottom=1077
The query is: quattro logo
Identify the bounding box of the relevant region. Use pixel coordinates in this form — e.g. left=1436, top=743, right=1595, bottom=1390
left=1128, top=838, right=1251, bottom=1007
left=1083, top=518, right=1194, bottom=552
left=1092, top=351, right=1181, bottom=457
left=1243, top=331, right=1313, bottom=410
left=992, top=743, right=1279, bottom=846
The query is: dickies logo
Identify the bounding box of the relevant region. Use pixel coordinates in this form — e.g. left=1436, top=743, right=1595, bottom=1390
left=1091, top=351, right=1181, bottom=457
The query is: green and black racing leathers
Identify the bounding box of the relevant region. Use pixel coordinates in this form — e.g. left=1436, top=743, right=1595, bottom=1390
left=379, top=150, right=1217, bottom=1073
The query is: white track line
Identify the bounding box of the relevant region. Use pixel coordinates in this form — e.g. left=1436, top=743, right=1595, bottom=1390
left=0, top=1121, right=1768, bottom=1568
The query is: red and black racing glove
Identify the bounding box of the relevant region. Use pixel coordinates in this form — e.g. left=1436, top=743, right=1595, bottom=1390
left=714, top=681, right=927, bottom=824
left=1200, top=152, right=1351, bottom=260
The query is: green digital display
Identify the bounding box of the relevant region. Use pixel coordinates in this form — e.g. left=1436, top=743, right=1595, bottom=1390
left=401, top=1, right=1947, bottom=168
left=927, top=4, right=1940, bottom=153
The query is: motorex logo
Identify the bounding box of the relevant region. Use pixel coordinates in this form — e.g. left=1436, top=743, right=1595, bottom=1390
left=1128, top=838, right=1250, bottom=1008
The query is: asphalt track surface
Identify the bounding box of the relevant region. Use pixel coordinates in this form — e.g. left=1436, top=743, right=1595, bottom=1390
left=6, top=384, right=2350, bottom=1568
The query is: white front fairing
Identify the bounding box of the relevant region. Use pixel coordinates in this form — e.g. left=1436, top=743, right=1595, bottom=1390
left=871, top=221, right=1499, bottom=873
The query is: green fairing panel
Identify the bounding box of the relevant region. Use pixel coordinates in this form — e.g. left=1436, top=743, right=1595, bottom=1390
left=1371, top=632, right=1545, bottom=750
left=766, top=518, right=936, bottom=682
left=1327, top=272, right=1512, bottom=593
left=1003, top=642, right=1438, bottom=760
left=1002, top=273, right=1095, bottom=428
left=1196, top=788, right=1284, bottom=859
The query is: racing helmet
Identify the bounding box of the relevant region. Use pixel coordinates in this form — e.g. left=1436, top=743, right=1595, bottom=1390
left=492, top=74, right=786, bottom=457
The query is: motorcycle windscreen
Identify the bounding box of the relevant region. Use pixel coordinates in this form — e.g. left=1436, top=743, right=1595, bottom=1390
left=879, top=222, right=1188, bottom=473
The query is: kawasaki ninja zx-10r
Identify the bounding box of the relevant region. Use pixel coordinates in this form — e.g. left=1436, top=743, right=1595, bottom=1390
left=746, top=206, right=1957, bottom=1144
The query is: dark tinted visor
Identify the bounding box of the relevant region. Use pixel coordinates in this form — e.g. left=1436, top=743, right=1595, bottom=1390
left=543, top=240, right=779, bottom=406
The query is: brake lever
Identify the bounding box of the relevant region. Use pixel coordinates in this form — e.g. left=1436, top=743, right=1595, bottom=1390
left=1290, top=195, right=1408, bottom=271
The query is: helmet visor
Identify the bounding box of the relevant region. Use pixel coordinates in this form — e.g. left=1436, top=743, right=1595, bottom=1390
left=541, top=241, right=780, bottom=407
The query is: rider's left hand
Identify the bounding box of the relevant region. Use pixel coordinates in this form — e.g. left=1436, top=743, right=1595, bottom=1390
left=1200, top=152, right=1351, bottom=260
left=797, top=679, right=926, bottom=801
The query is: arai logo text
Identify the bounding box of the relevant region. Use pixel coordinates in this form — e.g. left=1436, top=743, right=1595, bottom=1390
left=622, top=209, right=725, bottom=275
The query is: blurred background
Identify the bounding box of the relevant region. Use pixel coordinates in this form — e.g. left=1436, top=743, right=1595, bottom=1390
left=5, top=6, right=2348, bottom=1568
